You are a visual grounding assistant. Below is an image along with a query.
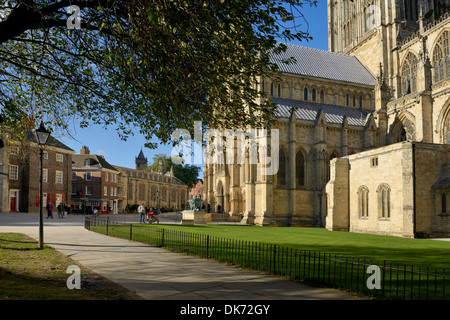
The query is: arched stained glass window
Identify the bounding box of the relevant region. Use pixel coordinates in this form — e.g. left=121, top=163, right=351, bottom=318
left=395, top=118, right=416, bottom=142
left=442, top=109, right=450, bottom=144
left=402, top=52, right=418, bottom=94
left=433, top=31, right=450, bottom=83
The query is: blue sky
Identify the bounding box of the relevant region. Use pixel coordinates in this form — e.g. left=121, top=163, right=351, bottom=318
left=57, top=1, right=329, bottom=173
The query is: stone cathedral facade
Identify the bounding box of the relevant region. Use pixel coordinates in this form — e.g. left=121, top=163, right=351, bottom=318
left=204, top=0, right=450, bottom=238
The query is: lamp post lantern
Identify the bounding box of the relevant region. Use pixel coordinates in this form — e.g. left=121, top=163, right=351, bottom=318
left=34, top=122, right=50, bottom=250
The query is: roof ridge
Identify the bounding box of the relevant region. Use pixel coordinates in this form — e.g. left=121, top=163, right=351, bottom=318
left=279, top=42, right=353, bottom=58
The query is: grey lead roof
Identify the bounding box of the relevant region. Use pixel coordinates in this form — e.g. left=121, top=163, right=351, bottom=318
left=270, top=43, right=376, bottom=86
left=273, top=98, right=368, bottom=126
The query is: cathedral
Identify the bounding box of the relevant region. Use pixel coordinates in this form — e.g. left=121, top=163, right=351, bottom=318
left=203, top=0, right=450, bottom=238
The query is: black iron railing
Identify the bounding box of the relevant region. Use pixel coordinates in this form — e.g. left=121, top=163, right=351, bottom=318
left=85, top=216, right=449, bottom=300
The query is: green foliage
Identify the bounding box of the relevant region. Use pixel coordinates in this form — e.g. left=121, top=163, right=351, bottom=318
left=146, top=153, right=200, bottom=187
left=0, top=0, right=317, bottom=146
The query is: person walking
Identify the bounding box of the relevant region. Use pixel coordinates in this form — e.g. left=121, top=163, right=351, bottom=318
left=46, top=202, right=54, bottom=219
left=57, top=203, right=64, bottom=219
left=138, top=204, right=146, bottom=223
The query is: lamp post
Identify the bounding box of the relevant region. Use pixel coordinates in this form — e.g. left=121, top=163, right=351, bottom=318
left=34, top=122, right=50, bottom=250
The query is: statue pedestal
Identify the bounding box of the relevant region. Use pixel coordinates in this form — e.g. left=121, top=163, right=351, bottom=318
left=181, top=210, right=206, bottom=225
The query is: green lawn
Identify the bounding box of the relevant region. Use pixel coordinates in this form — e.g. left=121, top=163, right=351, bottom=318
left=0, top=233, right=141, bottom=300
left=113, top=224, right=450, bottom=269
left=89, top=222, right=450, bottom=299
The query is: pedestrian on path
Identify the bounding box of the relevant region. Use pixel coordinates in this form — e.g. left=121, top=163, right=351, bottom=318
left=57, top=203, right=64, bottom=219
left=46, top=202, right=54, bottom=219
left=138, top=204, right=146, bottom=223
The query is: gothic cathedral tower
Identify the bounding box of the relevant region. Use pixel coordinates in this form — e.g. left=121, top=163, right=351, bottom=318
left=328, top=0, right=443, bottom=91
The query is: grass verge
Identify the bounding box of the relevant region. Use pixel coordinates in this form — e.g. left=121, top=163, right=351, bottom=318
left=0, top=232, right=142, bottom=300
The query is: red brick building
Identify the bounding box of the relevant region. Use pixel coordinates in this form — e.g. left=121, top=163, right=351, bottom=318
left=189, top=179, right=203, bottom=201
left=71, top=146, right=119, bottom=214
left=0, top=133, right=74, bottom=213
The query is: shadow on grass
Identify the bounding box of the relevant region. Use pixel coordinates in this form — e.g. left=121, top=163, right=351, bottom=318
left=0, top=238, right=42, bottom=251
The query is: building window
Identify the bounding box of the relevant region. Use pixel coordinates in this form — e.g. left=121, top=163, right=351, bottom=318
left=43, top=168, right=48, bottom=183
left=370, top=157, right=378, bottom=167
left=358, top=186, right=369, bottom=218
left=402, top=52, right=418, bottom=95
left=320, top=89, right=325, bottom=103
left=72, top=186, right=76, bottom=195
left=42, top=193, right=47, bottom=207
left=277, top=149, right=287, bottom=186
left=86, top=186, right=92, bottom=196
left=105, top=172, right=108, bottom=181
left=304, top=87, right=308, bottom=101
left=312, top=88, right=317, bottom=102
left=85, top=172, right=92, bottom=181
left=296, top=149, right=305, bottom=187
left=104, top=186, right=108, bottom=196
left=56, top=153, right=63, bottom=162
left=111, top=187, right=114, bottom=197
left=9, top=165, right=18, bottom=180
left=84, top=158, right=91, bottom=167
left=72, top=171, right=76, bottom=181
left=55, top=171, right=63, bottom=184
left=10, top=147, right=19, bottom=155
left=139, top=185, right=145, bottom=200
left=433, top=31, right=450, bottom=83
left=378, top=184, right=391, bottom=218
left=395, top=118, right=416, bottom=143
left=43, top=151, right=48, bottom=160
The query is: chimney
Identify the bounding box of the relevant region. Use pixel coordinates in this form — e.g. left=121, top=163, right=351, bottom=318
left=80, top=146, right=90, bottom=155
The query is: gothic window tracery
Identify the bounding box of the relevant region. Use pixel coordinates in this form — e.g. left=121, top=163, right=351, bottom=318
left=442, top=109, right=450, bottom=143
left=402, top=52, right=418, bottom=95
left=433, top=31, right=450, bottom=83
left=394, top=118, right=416, bottom=142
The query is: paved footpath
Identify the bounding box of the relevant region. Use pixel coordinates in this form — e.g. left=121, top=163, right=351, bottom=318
left=0, top=213, right=361, bottom=301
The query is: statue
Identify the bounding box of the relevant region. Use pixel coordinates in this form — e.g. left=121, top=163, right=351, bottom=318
left=189, top=197, right=201, bottom=211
